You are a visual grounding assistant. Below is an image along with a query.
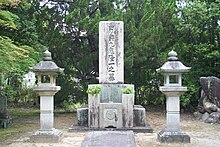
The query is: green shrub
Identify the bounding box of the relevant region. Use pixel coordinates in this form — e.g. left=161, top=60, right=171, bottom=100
left=122, top=86, right=135, bottom=94
left=86, top=86, right=101, bottom=95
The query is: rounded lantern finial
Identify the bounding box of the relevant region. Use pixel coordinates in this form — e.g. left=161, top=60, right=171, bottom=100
left=43, top=50, right=52, bottom=61
left=168, top=50, right=178, bottom=61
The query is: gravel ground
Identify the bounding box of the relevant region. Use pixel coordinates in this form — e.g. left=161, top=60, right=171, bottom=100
left=1, top=111, right=220, bottom=147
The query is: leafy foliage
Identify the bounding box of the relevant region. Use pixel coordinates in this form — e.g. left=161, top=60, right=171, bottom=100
left=1, top=0, right=220, bottom=109
left=122, top=86, right=135, bottom=94
left=86, top=86, right=101, bottom=95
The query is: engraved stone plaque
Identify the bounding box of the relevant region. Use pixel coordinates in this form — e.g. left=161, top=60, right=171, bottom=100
left=99, top=21, right=124, bottom=84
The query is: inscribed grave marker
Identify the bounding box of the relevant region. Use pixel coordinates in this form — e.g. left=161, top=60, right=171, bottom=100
left=99, top=21, right=124, bottom=84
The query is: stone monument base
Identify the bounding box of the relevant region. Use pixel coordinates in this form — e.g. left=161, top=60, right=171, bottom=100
left=157, top=129, right=190, bottom=143
left=30, top=128, right=63, bottom=143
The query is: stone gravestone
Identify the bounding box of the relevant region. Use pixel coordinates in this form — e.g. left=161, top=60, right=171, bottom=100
left=99, top=21, right=124, bottom=84
left=0, top=89, right=10, bottom=128
left=74, top=21, right=152, bottom=133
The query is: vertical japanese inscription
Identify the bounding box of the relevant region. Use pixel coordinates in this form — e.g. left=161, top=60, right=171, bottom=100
left=99, top=21, right=124, bottom=83
left=107, top=25, right=116, bottom=82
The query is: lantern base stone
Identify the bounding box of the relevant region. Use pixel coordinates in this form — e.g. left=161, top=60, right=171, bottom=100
left=157, top=129, right=190, bottom=143
left=30, top=128, right=63, bottom=143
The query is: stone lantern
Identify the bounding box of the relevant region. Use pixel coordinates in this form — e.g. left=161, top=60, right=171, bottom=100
left=30, top=50, right=64, bottom=143
left=156, top=50, right=191, bottom=143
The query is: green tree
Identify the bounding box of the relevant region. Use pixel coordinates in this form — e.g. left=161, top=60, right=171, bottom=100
left=175, top=0, right=220, bottom=107
left=0, top=0, right=43, bottom=103
left=123, top=0, right=178, bottom=105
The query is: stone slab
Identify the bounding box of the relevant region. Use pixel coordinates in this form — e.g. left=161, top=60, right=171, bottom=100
left=69, top=124, right=153, bottom=133
left=77, top=107, right=88, bottom=127
left=81, top=131, right=137, bottom=147
left=99, top=21, right=124, bottom=84
left=30, top=129, right=63, bottom=143
left=157, top=129, right=190, bottom=143
left=133, top=105, right=146, bottom=127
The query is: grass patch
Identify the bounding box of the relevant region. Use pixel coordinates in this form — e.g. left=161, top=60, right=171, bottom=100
left=0, top=123, right=37, bottom=144
left=8, top=108, right=40, bottom=117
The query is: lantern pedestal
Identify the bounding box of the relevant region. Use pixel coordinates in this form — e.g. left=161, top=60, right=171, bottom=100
left=157, top=87, right=190, bottom=143
left=30, top=86, right=63, bottom=143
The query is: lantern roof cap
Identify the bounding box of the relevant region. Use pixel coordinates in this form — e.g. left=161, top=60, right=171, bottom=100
left=31, top=50, right=64, bottom=73
left=156, top=50, right=191, bottom=73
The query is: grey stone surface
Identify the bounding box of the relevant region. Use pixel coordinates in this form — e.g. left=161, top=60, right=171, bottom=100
left=158, top=129, right=190, bottom=143
left=122, top=94, right=134, bottom=127
left=205, top=112, right=220, bottom=124
left=99, top=103, right=123, bottom=128
left=88, top=94, right=100, bottom=128
left=77, top=107, right=88, bottom=126
left=193, top=111, right=203, bottom=120
left=30, top=129, right=63, bottom=143
left=99, top=21, right=124, bottom=84
left=197, top=77, right=220, bottom=124
left=133, top=105, right=146, bottom=127
left=201, top=112, right=210, bottom=121
left=81, top=131, right=137, bottom=147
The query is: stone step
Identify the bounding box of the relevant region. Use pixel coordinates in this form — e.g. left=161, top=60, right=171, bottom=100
left=81, top=131, right=137, bottom=147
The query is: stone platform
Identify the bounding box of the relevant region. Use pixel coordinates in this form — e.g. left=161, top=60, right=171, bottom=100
left=81, top=131, right=137, bottom=147
left=69, top=124, right=153, bottom=133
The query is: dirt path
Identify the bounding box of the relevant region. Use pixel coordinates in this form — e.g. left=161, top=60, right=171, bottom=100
left=1, top=112, right=220, bottom=147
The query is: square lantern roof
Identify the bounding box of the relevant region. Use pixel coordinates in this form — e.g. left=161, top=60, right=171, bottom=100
left=156, top=50, right=191, bottom=73
left=31, top=50, right=64, bottom=73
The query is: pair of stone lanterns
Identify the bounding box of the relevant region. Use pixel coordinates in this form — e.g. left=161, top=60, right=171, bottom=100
left=30, top=50, right=63, bottom=143
left=30, top=49, right=190, bottom=143
left=157, top=50, right=191, bottom=143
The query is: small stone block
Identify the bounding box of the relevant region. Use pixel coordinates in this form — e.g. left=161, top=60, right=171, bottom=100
left=133, top=105, right=146, bottom=127
left=30, top=129, right=63, bottom=143
left=77, top=107, right=88, bottom=127
left=157, top=129, right=190, bottom=143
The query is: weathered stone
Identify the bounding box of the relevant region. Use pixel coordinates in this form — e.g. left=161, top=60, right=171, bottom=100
left=76, top=21, right=151, bottom=132
left=205, top=112, right=220, bottom=124
left=156, top=50, right=191, bottom=143
left=99, top=21, right=124, bottom=84
left=133, top=105, right=146, bottom=127
left=193, top=111, right=203, bottom=120
left=30, top=128, right=63, bottom=143
left=88, top=94, right=100, bottom=128
left=201, top=112, right=210, bottom=121
left=158, top=129, right=190, bottom=143
left=81, top=131, right=137, bottom=147
left=122, top=94, right=134, bottom=127
left=77, top=107, right=88, bottom=126
left=199, top=77, right=220, bottom=112
left=99, top=103, right=122, bottom=128
left=31, top=50, right=63, bottom=142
